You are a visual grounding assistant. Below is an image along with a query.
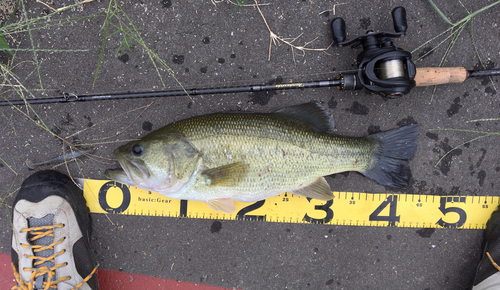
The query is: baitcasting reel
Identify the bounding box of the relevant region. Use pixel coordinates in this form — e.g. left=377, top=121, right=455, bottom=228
left=332, top=7, right=416, bottom=98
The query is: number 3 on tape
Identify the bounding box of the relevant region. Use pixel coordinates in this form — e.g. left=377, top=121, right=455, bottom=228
left=303, top=198, right=334, bottom=224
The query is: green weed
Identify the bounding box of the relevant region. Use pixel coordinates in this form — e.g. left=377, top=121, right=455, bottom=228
left=429, top=127, right=500, bottom=166
left=94, top=0, right=188, bottom=99
left=1, top=0, right=96, bottom=106
left=413, top=0, right=500, bottom=93
left=0, top=156, right=18, bottom=209
left=232, top=0, right=252, bottom=14
left=418, top=1, right=500, bottom=168
left=0, top=0, right=186, bottom=204
left=0, top=32, right=12, bottom=55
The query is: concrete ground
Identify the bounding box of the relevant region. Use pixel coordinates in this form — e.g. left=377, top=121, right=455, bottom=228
left=1, top=0, right=499, bottom=289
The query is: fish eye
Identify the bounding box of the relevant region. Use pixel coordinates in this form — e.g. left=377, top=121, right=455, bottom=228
left=132, top=144, right=143, bottom=156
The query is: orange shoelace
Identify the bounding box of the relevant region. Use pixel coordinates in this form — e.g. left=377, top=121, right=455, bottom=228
left=11, top=224, right=98, bottom=290
left=487, top=252, right=500, bottom=271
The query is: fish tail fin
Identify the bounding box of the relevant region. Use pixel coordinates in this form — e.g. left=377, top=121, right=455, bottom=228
left=361, top=124, right=419, bottom=188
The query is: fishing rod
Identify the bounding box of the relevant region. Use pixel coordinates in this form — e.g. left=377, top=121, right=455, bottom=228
left=0, top=80, right=342, bottom=106
left=1, top=6, right=498, bottom=106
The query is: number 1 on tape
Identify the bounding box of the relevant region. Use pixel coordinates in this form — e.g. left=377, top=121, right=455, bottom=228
left=78, top=179, right=499, bottom=229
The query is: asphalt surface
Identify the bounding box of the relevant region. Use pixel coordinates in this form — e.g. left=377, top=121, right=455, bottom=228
left=1, top=0, right=499, bottom=289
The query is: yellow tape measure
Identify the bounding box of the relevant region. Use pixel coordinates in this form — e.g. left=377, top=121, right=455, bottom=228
left=78, top=179, right=499, bottom=229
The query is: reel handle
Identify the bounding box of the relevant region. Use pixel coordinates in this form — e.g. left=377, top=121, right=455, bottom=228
left=331, top=18, right=346, bottom=46
left=392, top=6, right=407, bottom=34
left=331, top=6, right=407, bottom=47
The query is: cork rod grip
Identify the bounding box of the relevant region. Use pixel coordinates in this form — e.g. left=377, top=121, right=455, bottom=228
left=414, top=67, right=469, bottom=87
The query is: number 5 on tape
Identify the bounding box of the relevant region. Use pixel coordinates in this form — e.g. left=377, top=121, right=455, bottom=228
left=78, top=179, right=499, bottom=229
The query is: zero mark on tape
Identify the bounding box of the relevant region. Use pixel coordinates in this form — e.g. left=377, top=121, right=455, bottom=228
left=98, top=181, right=131, bottom=214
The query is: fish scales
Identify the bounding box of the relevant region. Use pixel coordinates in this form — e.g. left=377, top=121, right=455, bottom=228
left=151, top=113, right=377, bottom=201
left=106, top=103, right=419, bottom=213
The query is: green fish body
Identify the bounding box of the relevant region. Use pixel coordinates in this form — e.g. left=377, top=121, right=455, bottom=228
left=105, top=103, right=418, bottom=213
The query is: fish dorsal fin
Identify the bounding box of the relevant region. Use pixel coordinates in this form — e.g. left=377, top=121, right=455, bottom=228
left=275, top=102, right=334, bottom=133
left=206, top=198, right=237, bottom=213
left=200, top=162, right=249, bottom=187
left=289, top=177, right=334, bottom=201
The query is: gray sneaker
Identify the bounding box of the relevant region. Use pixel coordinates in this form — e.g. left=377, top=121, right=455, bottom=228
left=470, top=206, right=500, bottom=289
left=11, top=170, right=98, bottom=290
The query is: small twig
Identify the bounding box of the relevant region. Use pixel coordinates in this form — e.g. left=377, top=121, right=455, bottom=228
left=252, top=0, right=330, bottom=62
left=35, top=0, right=57, bottom=12
left=36, top=0, right=95, bottom=12
left=211, top=0, right=269, bottom=8
left=319, top=2, right=346, bottom=16
left=467, top=118, right=500, bottom=123
left=65, top=102, right=153, bottom=140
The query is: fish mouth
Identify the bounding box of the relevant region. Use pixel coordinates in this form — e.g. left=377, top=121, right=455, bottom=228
left=105, top=150, right=149, bottom=186
left=104, top=167, right=132, bottom=184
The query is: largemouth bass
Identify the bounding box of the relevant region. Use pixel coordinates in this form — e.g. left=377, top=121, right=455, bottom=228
left=105, top=103, right=418, bottom=213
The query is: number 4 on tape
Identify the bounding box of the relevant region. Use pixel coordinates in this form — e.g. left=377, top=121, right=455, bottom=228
left=78, top=179, right=499, bottom=230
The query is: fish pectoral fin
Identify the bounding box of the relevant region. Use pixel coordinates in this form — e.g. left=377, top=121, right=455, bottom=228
left=289, top=177, right=334, bottom=201
left=206, top=198, right=237, bottom=213
left=200, top=162, right=249, bottom=187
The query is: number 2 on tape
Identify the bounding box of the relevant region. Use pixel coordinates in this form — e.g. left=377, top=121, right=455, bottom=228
left=236, top=200, right=266, bottom=221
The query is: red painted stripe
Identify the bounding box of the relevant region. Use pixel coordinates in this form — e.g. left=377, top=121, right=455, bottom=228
left=96, top=269, right=239, bottom=290
left=0, top=253, right=16, bottom=287
left=1, top=253, right=240, bottom=290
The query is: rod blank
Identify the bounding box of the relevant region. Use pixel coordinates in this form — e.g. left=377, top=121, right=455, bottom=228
left=0, top=80, right=342, bottom=106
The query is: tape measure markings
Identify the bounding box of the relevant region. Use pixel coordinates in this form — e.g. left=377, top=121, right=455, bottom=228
left=78, top=179, right=499, bottom=230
